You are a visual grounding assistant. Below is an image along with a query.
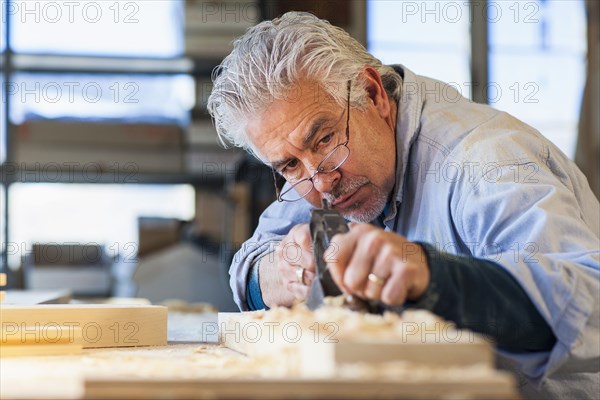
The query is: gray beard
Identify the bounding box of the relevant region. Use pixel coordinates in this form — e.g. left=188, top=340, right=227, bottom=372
left=323, top=178, right=387, bottom=223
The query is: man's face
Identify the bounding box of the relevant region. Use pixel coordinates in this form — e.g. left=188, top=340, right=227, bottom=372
left=246, top=78, right=397, bottom=222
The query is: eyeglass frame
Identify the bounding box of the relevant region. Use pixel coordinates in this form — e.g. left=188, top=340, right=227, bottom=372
left=271, top=80, right=352, bottom=202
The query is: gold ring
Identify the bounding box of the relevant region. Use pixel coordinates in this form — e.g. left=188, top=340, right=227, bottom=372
left=368, top=272, right=386, bottom=286
left=295, top=267, right=305, bottom=285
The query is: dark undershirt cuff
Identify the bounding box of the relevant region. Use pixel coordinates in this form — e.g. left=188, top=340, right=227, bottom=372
left=407, top=242, right=557, bottom=353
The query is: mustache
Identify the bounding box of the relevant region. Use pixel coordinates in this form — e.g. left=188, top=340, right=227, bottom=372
left=322, top=177, right=369, bottom=202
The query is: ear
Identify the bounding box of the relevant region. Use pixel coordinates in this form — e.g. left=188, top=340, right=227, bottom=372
left=360, top=66, right=392, bottom=120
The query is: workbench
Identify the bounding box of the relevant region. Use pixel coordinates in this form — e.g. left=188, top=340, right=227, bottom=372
left=1, top=310, right=518, bottom=399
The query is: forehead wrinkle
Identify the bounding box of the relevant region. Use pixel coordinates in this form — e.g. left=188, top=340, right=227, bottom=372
left=269, top=112, right=337, bottom=168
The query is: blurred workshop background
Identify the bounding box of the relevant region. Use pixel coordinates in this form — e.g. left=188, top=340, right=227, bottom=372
left=0, top=0, right=598, bottom=309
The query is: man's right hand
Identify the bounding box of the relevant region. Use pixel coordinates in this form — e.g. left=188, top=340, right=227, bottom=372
left=258, top=223, right=315, bottom=307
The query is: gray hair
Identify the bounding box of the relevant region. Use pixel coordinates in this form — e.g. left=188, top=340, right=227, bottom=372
left=207, top=11, right=402, bottom=157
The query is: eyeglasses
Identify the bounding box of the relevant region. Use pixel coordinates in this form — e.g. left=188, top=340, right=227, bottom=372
left=273, top=80, right=352, bottom=202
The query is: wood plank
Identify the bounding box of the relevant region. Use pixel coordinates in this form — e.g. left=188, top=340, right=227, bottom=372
left=84, top=377, right=519, bottom=400
left=0, top=304, right=167, bottom=348
left=0, top=273, right=6, bottom=286
left=1, top=326, right=82, bottom=345
left=0, top=343, right=83, bottom=358
left=298, top=339, right=493, bottom=378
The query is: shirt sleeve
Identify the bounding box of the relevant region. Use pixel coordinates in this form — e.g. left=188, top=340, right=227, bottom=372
left=452, top=140, right=600, bottom=384
left=228, top=190, right=313, bottom=310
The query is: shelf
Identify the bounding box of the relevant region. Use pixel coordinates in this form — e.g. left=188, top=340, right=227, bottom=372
left=1, top=54, right=222, bottom=76
left=0, top=44, right=231, bottom=273
left=0, top=165, right=227, bottom=187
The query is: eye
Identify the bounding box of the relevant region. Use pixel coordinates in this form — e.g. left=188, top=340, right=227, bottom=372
left=281, top=159, right=299, bottom=175
left=317, top=133, right=334, bottom=149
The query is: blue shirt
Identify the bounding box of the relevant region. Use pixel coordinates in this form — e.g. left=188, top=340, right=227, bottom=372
left=229, top=65, right=600, bottom=398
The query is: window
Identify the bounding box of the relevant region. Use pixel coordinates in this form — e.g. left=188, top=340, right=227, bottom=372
left=1, top=75, right=5, bottom=164
left=367, top=0, right=587, bottom=158
left=0, top=185, right=5, bottom=266
left=367, top=0, right=586, bottom=159
left=2, top=0, right=198, bottom=271
left=488, top=0, right=586, bottom=158
left=7, top=184, right=195, bottom=268
left=8, top=0, right=184, bottom=57
left=367, top=0, right=471, bottom=96
left=9, top=73, right=194, bottom=125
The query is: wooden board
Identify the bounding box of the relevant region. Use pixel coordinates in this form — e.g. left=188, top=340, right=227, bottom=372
left=0, top=273, right=5, bottom=303
left=1, top=325, right=84, bottom=358
left=0, top=304, right=167, bottom=348
left=84, top=376, right=519, bottom=399
left=218, top=311, right=493, bottom=377
left=0, top=343, right=83, bottom=357
left=2, top=326, right=82, bottom=345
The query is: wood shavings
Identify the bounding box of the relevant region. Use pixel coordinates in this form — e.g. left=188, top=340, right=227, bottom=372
left=193, top=345, right=212, bottom=353
left=237, top=297, right=457, bottom=342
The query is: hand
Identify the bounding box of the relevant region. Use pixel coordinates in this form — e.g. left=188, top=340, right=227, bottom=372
left=274, top=223, right=316, bottom=301
left=326, top=223, right=430, bottom=305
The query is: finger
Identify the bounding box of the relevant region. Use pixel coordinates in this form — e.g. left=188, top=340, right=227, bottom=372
left=302, top=269, right=315, bottom=286
left=299, top=246, right=316, bottom=273
left=284, top=224, right=315, bottom=272
left=380, top=241, right=429, bottom=304
left=325, top=231, right=356, bottom=292
left=381, top=265, right=412, bottom=306
left=279, top=242, right=315, bottom=274
left=402, top=243, right=430, bottom=301
left=289, top=224, right=312, bottom=252
left=363, top=243, right=397, bottom=300
left=328, top=224, right=375, bottom=292
left=363, top=274, right=385, bottom=301
left=343, top=228, right=382, bottom=296
left=279, top=266, right=315, bottom=287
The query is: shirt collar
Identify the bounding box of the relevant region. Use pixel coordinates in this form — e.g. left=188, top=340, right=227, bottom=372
left=382, top=65, right=424, bottom=225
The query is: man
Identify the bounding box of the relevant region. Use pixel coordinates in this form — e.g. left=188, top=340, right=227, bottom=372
left=208, top=12, right=599, bottom=399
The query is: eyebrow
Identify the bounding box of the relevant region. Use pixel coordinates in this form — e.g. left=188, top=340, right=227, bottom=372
left=270, top=116, right=330, bottom=171
left=302, top=117, right=328, bottom=147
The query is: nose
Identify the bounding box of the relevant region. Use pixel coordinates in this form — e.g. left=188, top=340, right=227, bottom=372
left=312, top=169, right=341, bottom=194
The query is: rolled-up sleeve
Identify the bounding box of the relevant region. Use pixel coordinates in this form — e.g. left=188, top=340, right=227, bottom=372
left=229, top=194, right=312, bottom=310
